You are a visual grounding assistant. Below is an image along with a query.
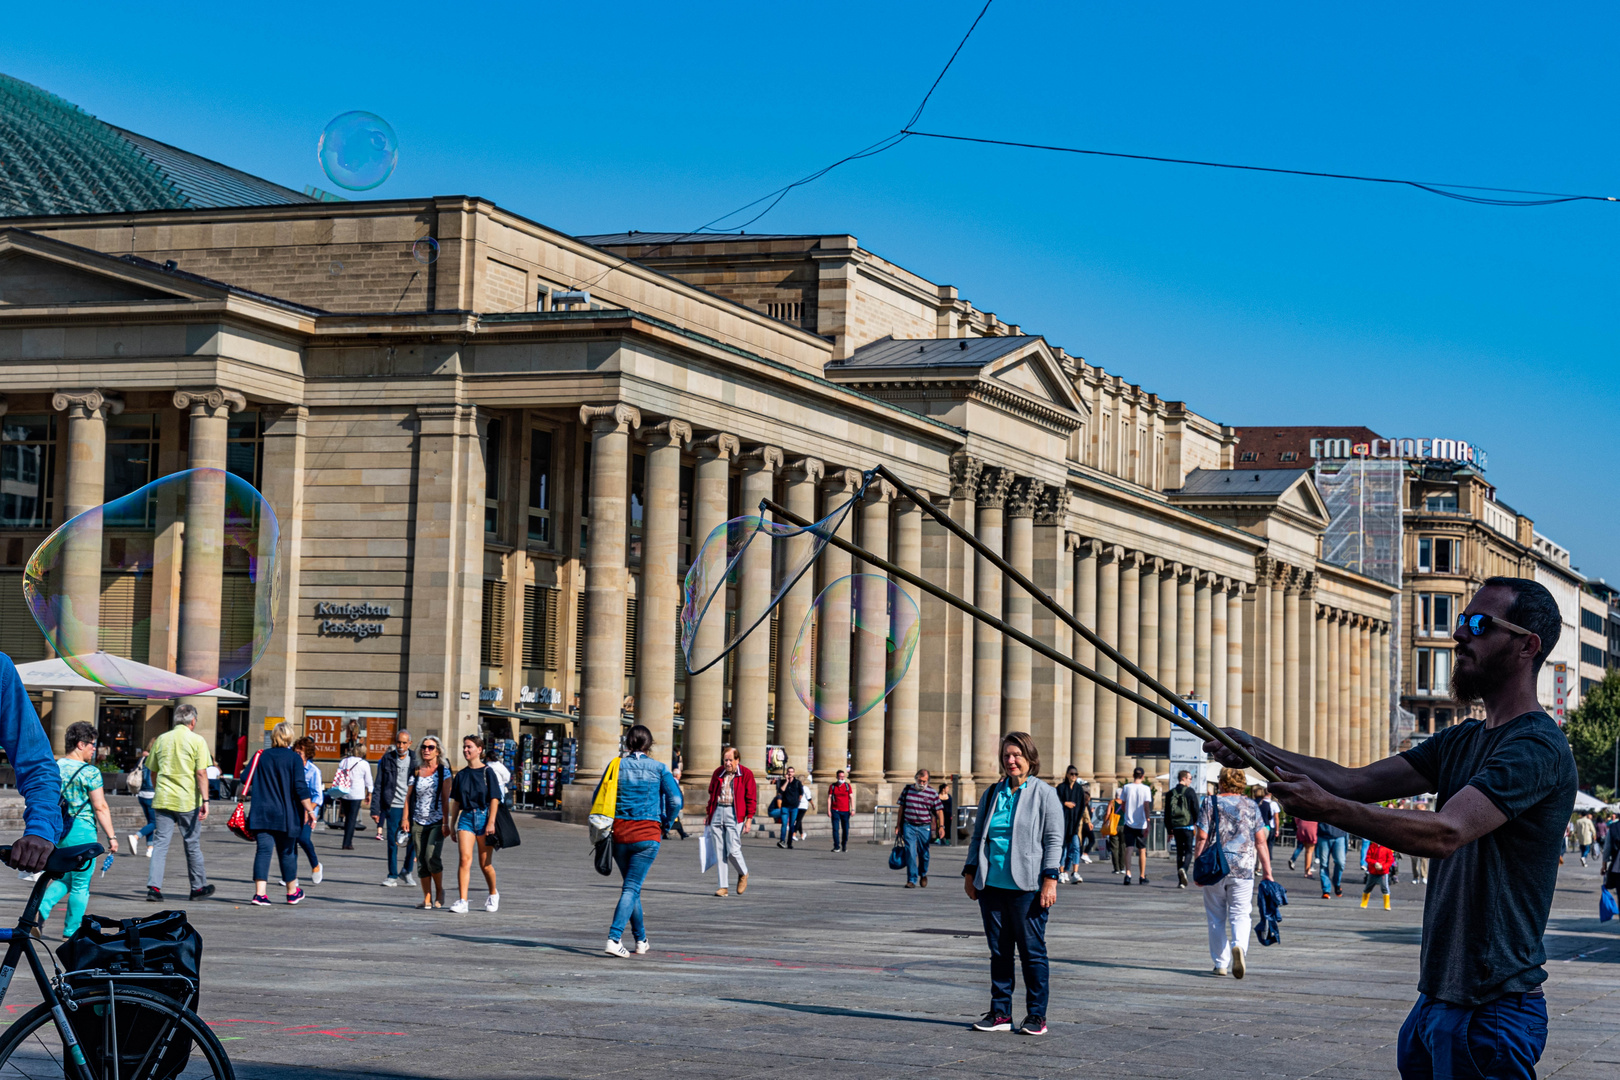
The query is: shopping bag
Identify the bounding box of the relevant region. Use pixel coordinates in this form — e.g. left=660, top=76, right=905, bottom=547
left=888, top=841, right=907, bottom=871
left=1601, top=887, right=1618, bottom=923
left=490, top=802, right=522, bottom=850
left=699, top=831, right=718, bottom=873
left=1192, top=835, right=1229, bottom=886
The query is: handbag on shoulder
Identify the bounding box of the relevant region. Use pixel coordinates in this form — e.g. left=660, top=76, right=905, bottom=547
left=1192, top=798, right=1231, bottom=886
left=227, top=750, right=263, bottom=842
left=491, top=801, right=522, bottom=849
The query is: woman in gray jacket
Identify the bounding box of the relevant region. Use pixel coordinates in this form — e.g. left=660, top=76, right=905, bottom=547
left=961, top=731, right=1064, bottom=1037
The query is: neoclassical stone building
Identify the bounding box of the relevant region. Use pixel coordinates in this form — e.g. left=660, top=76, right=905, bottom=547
left=0, top=198, right=1395, bottom=809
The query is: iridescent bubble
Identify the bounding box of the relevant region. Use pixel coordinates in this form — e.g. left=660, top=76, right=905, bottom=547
left=329, top=260, right=344, bottom=276
left=23, top=468, right=280, bottom=697
left=317, top=111, right=398, bottom=191
left=680, top=478, right=866, bottom=676
left=789, top=574, right=919, bottom=724
left=412, top=236, right=439, bottom=265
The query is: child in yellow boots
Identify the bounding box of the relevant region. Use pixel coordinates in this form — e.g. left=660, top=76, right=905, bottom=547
left=1360, top=841, right=1395, bottom=910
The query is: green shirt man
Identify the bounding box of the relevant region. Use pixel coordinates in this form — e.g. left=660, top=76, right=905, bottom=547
left=149, top=716, right=212, bottom=814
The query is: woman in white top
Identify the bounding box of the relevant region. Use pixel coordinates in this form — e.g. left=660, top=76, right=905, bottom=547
left=334, top=742, right=373, bottom=850
left=1193, top=767, right=1274, bottom=979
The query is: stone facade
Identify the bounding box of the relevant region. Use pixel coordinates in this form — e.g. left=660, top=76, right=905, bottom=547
left=0, top=203, right=1396, bottom=810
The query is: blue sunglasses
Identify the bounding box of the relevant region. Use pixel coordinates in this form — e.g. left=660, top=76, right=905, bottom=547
left=1456, top=613, right=1533, bottom=638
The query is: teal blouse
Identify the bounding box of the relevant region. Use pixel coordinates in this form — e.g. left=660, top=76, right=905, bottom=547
left=984, top=781, right=1025, bottom=890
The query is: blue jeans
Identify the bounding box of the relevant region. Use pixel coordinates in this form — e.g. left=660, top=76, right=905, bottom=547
left=297, top=821, right=319, bottom=874
left=1398, top=992, right=1548, bottom=1079
left=384, top=806, right=415, bottom=877
left=253, top=830, right=298, bottom=886
left=977, top=885, right=1049, bottom=1018
left=1062, top=835, right=1081, bottom=867
left=609, top=839, right=660, bottom=943
left=830, top=810, right=850, bottom=850
left=902, top=822, right=932, bottom=883
left=1317, top=836, right=1347, bottom=894
left=138, top=798, right=156, bottom=840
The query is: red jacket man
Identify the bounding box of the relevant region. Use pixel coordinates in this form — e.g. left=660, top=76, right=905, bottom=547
left=704, top=749, right=758, bottom=825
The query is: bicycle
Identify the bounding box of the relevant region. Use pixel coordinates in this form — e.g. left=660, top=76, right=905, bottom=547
left=0, top=841, right=234, bottom=1078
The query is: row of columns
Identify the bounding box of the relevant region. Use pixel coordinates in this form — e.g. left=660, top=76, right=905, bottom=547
left=41, top=386, right=242, bottom=749
left=1314, top=604, right=1391, bottom=768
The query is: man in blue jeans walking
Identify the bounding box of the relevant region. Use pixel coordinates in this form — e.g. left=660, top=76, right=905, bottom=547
left=896, top=769, right=944, bottom=888
left=372, top=731, right=418, bottom=887
left=1316, top=820, right=1348, bottom=898
left=1206, top=578, right=1577, bottom=1079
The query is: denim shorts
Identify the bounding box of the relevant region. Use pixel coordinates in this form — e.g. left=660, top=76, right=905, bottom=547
left=458, top=808, right=489, bottom=834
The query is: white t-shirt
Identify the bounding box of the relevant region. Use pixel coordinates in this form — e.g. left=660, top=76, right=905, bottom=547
left=487, top=759, right=510, bottom=797
left=335, top=756, right=373, bottom=800
left=798, top=784, right=813, bottom=811
left=1120, top=782, right=1153, bottom=830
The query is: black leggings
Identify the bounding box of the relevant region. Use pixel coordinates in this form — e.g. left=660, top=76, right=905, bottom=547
left=341, top=799, right=362, bottom=847
left=253, top=830, right=298, bottom=885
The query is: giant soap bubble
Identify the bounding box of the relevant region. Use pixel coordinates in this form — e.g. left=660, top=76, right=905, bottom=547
left=23, top=468, right=279, bottom=697
left=679, top=479, right=865, bottom=676
left=317, top=111, right=398, bottom=191
left=789, top=574, right=919, bottom=724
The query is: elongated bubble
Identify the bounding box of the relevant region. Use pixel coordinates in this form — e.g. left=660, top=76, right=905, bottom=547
left=23, top=468, right=280, bottom=697
left=679, top=478, right=866, bottom=676
left=789, top=574, right=919, bottom=724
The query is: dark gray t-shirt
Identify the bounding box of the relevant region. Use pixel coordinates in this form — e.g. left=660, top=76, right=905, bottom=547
left=1400, top=711, right=1576, bottom=1006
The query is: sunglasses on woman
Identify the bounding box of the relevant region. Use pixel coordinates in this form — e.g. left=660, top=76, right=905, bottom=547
left=1456, top=612, right=1533, bottom=638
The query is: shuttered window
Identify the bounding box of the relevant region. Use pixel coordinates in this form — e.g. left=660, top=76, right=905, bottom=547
left=0, top=571, right=48, bottom=662
left=99, top=572, right=151, bottom=664
left=218, top=573, right=256, bottom=666
left=574, top=593, right=586, bottom=673
left=624, top=596, right=638, bottom=677
left=481, top=580, right=506, bottom=668
left=523, top=585, right=560, bottom=670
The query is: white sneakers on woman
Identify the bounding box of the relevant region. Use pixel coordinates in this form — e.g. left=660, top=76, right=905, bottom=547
left=605, top=939, right=631, bottom=958
left=448, top=898, right=469, bottom=914
left=635, top=940, right=650, bottom=954
left=485, top=893, right=500, bottom=912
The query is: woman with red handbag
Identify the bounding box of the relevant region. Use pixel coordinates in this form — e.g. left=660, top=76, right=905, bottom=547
left=243, top=723, right=318, bottom=906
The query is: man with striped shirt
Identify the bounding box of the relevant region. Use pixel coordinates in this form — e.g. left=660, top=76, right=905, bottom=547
left=896, top=769, right=944, bottom=888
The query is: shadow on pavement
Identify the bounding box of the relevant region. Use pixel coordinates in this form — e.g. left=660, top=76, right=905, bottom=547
left=719, top=998, right=964, bottom=1026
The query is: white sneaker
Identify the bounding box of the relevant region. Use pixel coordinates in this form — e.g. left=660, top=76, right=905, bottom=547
left=605, top=939, right=630, bottom=958
left=1071, top=874, right=1083, bottom=884
left=1213, top=964, right=1229, bottom=976
left=1059, top=873, right=1072, bottom=884
left=17, top=871, right=39, bottom=883
left=1080, top=854, right=1092, bottom=864
left=144, top=847, right=152, bottom=859
left=312, top=866, right=323, bottom=885
left=403, top=871, right=418, bottom=887
left=449, top=898, right=469, bottom=914
left=382, top=877, right=399, bottom=887
left=484, top=893, right=500, bottom=913
left=127, top=833, right=140, bottom=856
left=635, top=940, right=650, bottom=954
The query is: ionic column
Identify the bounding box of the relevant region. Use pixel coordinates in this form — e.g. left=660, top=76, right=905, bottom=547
left=1245, top=558, right=1271, bottom=736
left=1031, top=486, right=1068, bottom=767
left=1210, top=578, right=1229, bottom=725
left=686, top=432, right=737, bottom=790
left=1347, top=616, right=1365, bottom=767
left=815, top=468, right=861, bottom=784
left=1268, top=564, right=1288, bottom=747
left=1358, top=618, right=1373, bottom=767
left=1298, top=574, right=1317, bottom=757
left=1177, top=566, right=1196, bottom=698
left=1139, top=557, right=1162, bottom=743
left=1071, top=537, right=1099, bottom=783
left=579, top=404, right=641, bottom=778
left=1116, top=551, right=1141, bottom=781
left=851, top=479, right=894, bottom=792
left=636, top=420, right=692, bottom=766
left=1001, top=477, right=1038, bottom=733
left=1094, top=545, right=1122, bottom=787
left=972, top=467, right=1012, bottom=784
left=1157, top=562, right=1177, bottom=729
left=1377, top=623, right=1391, bottom=759
left=1282, top=571, right=1302, bottom=753
left=1225, top=583, right=1245, bottom=729
left=1194, top=573, right=1214, bottom=703
left=775, top=457, right=823, bottom=779
left=1337, top=613, right=1352, bottom=764
left=732, top=445, right=782, bottom=778
left=943, top=454, right=981, bottom=788
left=50, top=389, right=123, bottom=744
left=1314, top=606, right=1330, bottom=762
left=886, top=491, right=924, bottom=784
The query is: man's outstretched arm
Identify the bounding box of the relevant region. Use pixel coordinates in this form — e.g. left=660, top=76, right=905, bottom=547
left=1268, top=770, right=1505, bottom=859
left=1203, top=727, right=1432, bottom=803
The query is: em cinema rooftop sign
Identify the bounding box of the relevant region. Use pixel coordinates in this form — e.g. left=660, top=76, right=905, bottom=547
left=1311, top=436, right=1487, bottom=471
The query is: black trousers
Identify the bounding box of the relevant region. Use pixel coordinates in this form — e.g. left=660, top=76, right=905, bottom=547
left=1173, top=828, right=1197, bottom=874
left=341, top=798, right=363, bottom=848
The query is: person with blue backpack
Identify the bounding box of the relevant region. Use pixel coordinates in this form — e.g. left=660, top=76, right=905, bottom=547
left=1193, top=766, right=1274, bottom=979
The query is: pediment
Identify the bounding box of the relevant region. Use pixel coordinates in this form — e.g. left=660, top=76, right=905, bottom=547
left=1281, top=474, right=1329, bottom=525
left=0, top=250, right=178, bottom=306
left=986, top=351, right=1071, bottom=409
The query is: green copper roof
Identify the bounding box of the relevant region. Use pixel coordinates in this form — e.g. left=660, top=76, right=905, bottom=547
left=0, top=73, right=315, bottom=217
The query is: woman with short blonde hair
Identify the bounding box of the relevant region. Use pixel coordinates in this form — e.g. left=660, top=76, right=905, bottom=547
left=1195, top=767, right=1274, bottom=977
left=269, top=722, right=294, bottom=748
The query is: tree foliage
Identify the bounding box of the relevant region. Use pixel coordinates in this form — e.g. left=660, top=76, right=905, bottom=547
left=1564, top=668, right=1620, bottom=793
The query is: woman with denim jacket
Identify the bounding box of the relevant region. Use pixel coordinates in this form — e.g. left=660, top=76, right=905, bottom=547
left=960, top=731, right=1064, bottom=1038
left=600, top=724, right=684, bottom=958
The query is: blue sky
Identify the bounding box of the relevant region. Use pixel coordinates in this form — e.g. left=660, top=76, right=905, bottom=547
left=7, top=2, right=1616, bottom=581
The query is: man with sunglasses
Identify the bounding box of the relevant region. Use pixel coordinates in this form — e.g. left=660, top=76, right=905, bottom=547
left=1204, top=576, right=1576, bottom=1080
left=373, top=730, right=419, bottom=887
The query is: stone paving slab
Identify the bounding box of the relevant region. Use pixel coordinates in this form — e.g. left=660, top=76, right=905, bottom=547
left=0, top=811, right=1613, bottom=1078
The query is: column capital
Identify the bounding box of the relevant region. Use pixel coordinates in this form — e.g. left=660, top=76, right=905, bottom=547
left=1217, top=575, right=1234, bottom=594
left=1005, top=476, right=1039, bottom=518
left=1146, top=555, right=1166, bottom=575
left=173, top=386, right=247, bottom=418
left=1229, top=580, right=1247, bottom=598
left=1198, top=571, right=1218, bottom=589
left=894, top=487, right=931, bottom=512
left=976, top=466, right=1013, bottom=509
left=1254, top=554, right=1275, bottom=582
left=1065, top=532, right=1087, bottom=553
left=52, top=388, right=124, bottom=420
left=693, top=431, right=741, bottom=461
left=579, top=403, right=641, bottom=433
left=638, top=418, right=692, bottom=449
left=949, top=452, right=983, bottom=500
left=1101, top=543, right=1126, bottom=564
left=1034, top=483, right=1065, bottom=525
left=1295, top=570, right=1317, bottom=595
left=823, top=467, right=863, bottom=497
left=785, top=457, right=825, bottom=485
left=863, top=478, right=897, bottom=505
left=1120, top=549, right=1147, bottom=571
left=738, top=445, right=784, bottom=474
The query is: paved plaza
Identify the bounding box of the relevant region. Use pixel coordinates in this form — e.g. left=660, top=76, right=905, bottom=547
left=1, top=809, right=1615, bottom=1080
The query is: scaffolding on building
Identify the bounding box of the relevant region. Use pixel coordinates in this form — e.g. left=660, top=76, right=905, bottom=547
left=1315, top=458, right=1407, bottom=754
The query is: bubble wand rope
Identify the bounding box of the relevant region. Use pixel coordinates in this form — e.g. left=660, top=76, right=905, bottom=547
left=870, top=465, right=1276, bottom=782
left=763, top=497, right=1277, bottom=782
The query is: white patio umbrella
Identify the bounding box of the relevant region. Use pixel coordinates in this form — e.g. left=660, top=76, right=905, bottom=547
left=13, top=655, right=245, bottom=700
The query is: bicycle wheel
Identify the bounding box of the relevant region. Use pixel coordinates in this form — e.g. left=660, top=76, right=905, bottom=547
left=0, top=985, right=233, bottom=1079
